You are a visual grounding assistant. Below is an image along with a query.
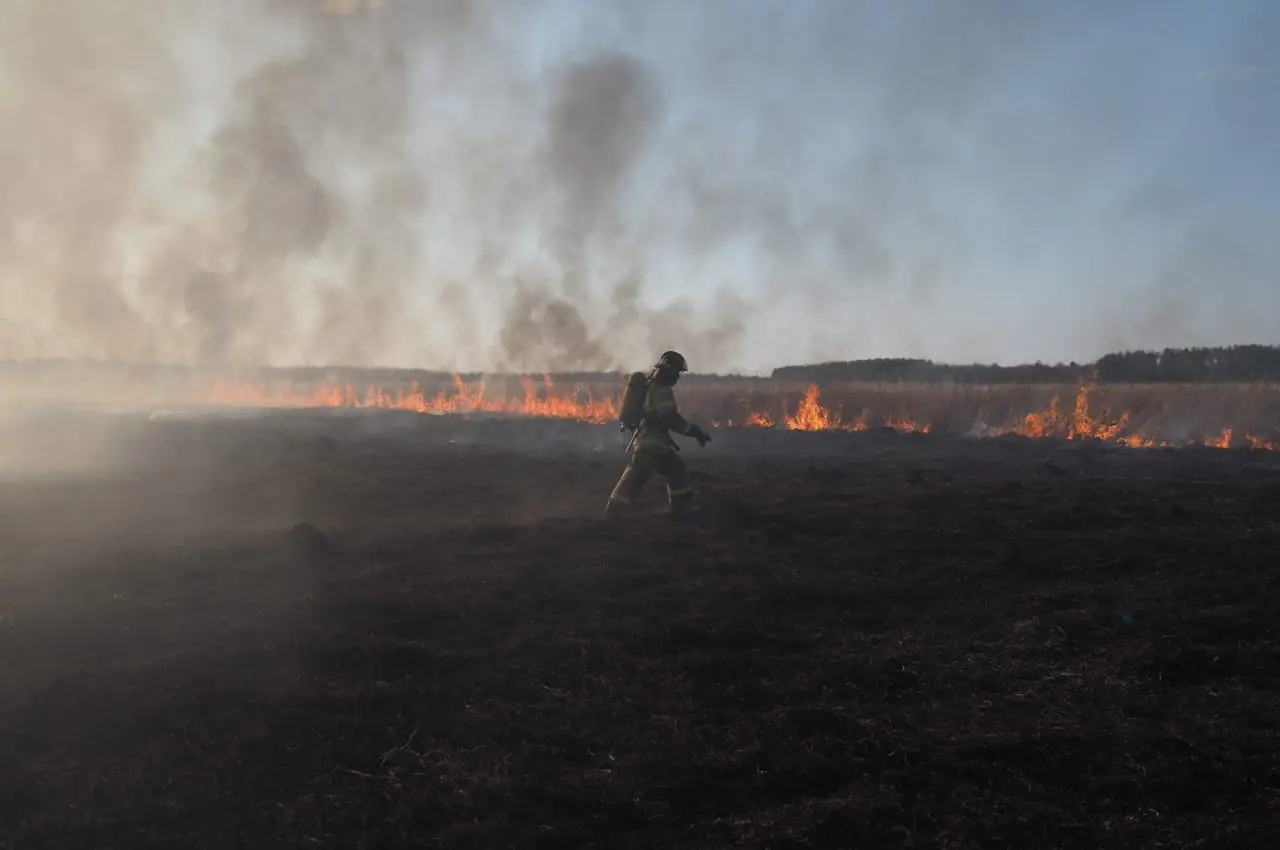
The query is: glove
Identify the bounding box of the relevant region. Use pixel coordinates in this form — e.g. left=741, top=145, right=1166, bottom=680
left=688, top=423, right=711, bottom=446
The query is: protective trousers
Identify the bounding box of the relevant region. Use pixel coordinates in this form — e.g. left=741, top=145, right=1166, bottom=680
left=607, top=448, right=694, bottom=515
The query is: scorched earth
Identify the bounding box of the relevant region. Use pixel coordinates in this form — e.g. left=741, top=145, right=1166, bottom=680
left=1, top=406, right=1277, bottom=848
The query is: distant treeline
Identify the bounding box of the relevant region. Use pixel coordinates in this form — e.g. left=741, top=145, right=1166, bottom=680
left=1093, top=346, right=1280, bottom=382
left=3, top=345, right=1280, bottom=386
left=770, top=346, right=1280, bottom=384
left=771, top=358, right=1090, bottom=384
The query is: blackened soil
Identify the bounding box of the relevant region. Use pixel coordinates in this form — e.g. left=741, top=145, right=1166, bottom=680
left=1, top=411, right=1279, bottom=848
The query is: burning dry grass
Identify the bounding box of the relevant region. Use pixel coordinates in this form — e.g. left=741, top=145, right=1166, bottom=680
left=770, top=380, right=1280, bottom=449
left=2, top=370, right=1278, bottom=449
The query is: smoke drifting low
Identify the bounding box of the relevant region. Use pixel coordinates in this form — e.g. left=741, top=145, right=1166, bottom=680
left=0, top=0, right=1275, bottom=374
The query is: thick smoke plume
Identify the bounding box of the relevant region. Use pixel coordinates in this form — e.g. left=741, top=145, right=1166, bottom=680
left=0, top=0, right=744, bottom=373
left=0, top=1, right=1275, bottom=374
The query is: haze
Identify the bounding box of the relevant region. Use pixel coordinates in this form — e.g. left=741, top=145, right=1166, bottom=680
left=0, top=0, right=1276, bottom=376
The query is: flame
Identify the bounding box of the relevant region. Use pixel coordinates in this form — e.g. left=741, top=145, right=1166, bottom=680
left=770, top=385, right=930, bottom=433
left=1007, top=381, right=1128, bottom=441
left=785, top=385, right=841, bottom=430
left=1066, top=381, right=1127, bottom=441
left=16, top=369, right=1269, bottom=451
left=198, top=374, right=618, bottom=423
left=736, top=380, right=1262, bottom=449
left=1247, top=433, right=1276, bottom=450
left=883, top=414, right=931, bottom=434
left=987, top=382, right=1270, bottom=449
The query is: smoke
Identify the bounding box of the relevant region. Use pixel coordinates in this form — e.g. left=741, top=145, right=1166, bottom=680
left=0, top=0, right=1275, bottom=374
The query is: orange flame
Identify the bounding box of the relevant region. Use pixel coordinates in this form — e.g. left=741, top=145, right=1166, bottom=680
left=1006, top=381, right=1129, bottom=441
left=199, top=374, right=618, bottom=423
left=785, top=385, right=841, bottom=430
left=739, top=380, right=1259, bottom=449
left=35, top=370, right=1269, bottom=451
left=1246, top=433, right=1276, bottom=450
left=769, top=385, right=930, bottom=433
left=986, top=382, right=1269, bottom=449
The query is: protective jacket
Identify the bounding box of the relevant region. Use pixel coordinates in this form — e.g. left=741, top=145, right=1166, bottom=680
left=633, top=380, right=694, bottom=453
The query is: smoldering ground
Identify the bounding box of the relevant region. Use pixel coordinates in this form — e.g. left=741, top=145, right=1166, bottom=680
left=0, top=0, right=1276, bottom=375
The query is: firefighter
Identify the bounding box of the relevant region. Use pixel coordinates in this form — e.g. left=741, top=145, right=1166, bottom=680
left=606, top=350, right=711, bottom=518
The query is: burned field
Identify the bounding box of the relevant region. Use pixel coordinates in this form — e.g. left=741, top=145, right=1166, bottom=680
left=2, top=408, right=1279, bottom=847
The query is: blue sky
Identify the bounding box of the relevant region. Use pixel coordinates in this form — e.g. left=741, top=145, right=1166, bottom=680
left=570, top=0, right=1280, bottom=370
left=1, top=0, right=1277, bottom=373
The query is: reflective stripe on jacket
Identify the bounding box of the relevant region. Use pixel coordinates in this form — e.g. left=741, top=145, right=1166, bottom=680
left=633, top=381, right=691, bottom=452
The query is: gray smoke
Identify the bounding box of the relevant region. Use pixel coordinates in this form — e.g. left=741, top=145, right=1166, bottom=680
left=0, top=0, right=1274, bottom=374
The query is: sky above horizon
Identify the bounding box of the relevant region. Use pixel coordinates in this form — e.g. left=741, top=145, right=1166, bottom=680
left=0, top=0, right=1276, bottom=375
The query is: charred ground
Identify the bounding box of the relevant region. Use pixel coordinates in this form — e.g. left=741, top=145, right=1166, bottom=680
left=1, top=409, right=1279, bottom=847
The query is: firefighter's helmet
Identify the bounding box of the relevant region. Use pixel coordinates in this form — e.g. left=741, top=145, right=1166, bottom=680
left=654, top=350, right=688, bottom=374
